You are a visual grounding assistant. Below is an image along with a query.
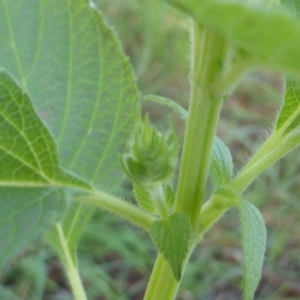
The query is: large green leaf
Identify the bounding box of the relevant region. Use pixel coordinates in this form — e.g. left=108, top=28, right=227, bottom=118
left=166, top=0, right=300, bottom=75
left=0, top=0, right=139, bottom=190
left=0, top=0, right=139, bottom=276
left=0, top=69, right=89, bottom=189
left=240, top=200, right=267, bottom=300
left=0, top=69, right=88, bottom=271
left=0, top=188, right=65, bottom=270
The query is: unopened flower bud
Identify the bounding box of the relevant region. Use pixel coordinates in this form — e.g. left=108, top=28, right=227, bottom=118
left=121, top=115, right=179, bottom=188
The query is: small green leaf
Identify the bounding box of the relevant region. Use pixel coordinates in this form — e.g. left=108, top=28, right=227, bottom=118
left=276, top=79, right=300, bottom=133
left=240, top=200, right=267, bottom=300
left=0, top=188, right=65, bottom=270
left=0, top=69, right=90, bottom=190
left=144, top=95, right=188, bottom=120
left=0, top=0, right=140, bottom=273
left=166, top=0, right=300, bottom=74
left=133, top=183, right=156, bottom=213
left=210, top=137, right=233, bottom=188
left=150, top=212, right=191, bottom=280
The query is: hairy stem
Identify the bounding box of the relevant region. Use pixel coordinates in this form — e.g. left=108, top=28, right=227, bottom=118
left=79, top=190, right=156, bottom=231
left=144, top=22, right=228, bottom=300
left=174, top=23, right=226, bottom=230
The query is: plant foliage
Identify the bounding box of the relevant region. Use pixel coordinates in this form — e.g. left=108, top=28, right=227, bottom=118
left=1, top=0, right=300, bottom=299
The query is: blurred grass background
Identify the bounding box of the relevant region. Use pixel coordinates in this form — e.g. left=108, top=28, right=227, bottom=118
left=1, top=0, right=300, bottom=299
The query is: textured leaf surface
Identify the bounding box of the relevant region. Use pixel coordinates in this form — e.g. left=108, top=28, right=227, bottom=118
left=0, top=188, right=65, bottom=270
left=166, top=0, right=300, bottom=74
left=150, top=212, right=191, bottom=280
left=164, top=184, right=175, bottom=209
left=0, top=0, right=139, bottom=274
left=133, top=183, right=156, bottom=213
left=210, top=137, right=233, bottom=188
left=240, top=200, right=267, bottom=300
left=276, top=79, right=300, bottom=133
left=0, top=70, right=89, bottom=189
left=0, top=0, right=139, bottom=190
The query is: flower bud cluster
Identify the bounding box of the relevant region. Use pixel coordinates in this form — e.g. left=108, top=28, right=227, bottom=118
left=121, top=115, right=179, bottom=188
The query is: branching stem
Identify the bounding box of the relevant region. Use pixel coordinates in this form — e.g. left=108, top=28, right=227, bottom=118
left=144, top=22, right=227, bottom=300
left=198, top=130, right=300, bottom=235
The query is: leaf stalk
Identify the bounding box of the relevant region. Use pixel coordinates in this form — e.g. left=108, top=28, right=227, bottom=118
left=79, top=190, right=156, bottom=231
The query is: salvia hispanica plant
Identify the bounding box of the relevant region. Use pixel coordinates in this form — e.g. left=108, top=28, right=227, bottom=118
left=1, top=0, right=300, bottom=299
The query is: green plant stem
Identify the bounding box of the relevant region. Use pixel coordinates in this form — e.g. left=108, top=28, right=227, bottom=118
left=174, top=23, right=226, bottom=229
left=56, top=224, right=87, bottom=300
left=144, top=23, right=228, bottom=300
left=144, top=244, right=196, bottom=300
left=143, top=254, right=179, bottom=300
left=79, top=190, right=156, bottom=231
